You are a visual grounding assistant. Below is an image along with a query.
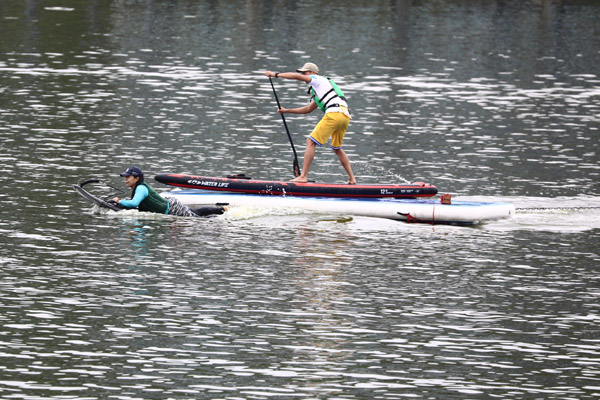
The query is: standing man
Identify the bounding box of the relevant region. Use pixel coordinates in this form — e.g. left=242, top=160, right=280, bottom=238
left=265, top=63, right=356, bottom=184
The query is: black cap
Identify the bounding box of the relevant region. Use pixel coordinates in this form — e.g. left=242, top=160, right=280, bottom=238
left=119, top=166, right=144, bottom=178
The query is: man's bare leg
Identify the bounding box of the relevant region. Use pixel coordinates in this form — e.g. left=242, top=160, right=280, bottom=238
left=333, top=148, right=356, bottom=184
left=290, top=138, right=317, bottom=183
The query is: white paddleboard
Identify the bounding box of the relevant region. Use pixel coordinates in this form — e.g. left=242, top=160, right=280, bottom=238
left=162, top=190, right=515, bottom=225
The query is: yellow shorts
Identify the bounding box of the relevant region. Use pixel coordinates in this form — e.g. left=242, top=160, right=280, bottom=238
left=309, top=111, right=350, bottom=150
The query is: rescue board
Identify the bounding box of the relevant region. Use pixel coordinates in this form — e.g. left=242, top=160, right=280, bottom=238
left=161, top=190, right=515, bottom=225
left=154, top=174, right=438, bottom=199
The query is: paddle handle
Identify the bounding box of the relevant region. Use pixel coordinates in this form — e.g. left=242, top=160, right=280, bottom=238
left=269, top=76, right=301, bottom=177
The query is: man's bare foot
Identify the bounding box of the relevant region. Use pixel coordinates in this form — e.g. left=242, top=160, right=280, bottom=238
left=290, top=176, right=308, bottom=183
left=347, top=179, right=357, bottom=185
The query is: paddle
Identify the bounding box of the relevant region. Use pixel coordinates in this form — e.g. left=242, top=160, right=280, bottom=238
left=78, top=178, right=124, bottom=204
left=268, top=76, right=301, bottom=177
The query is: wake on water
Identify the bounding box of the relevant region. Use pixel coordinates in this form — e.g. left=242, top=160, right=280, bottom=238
left=465, top=195, right=600, bottom=233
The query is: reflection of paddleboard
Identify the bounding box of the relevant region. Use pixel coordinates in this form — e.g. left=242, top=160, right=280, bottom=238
left=72, top=182, right=123, bottom=211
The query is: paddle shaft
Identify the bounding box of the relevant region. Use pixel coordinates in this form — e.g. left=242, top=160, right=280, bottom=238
left=268, top=76, right=301, bottom=177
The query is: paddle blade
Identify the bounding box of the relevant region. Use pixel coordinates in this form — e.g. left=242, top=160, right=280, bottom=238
left=293, top=159, right=301, bottom=177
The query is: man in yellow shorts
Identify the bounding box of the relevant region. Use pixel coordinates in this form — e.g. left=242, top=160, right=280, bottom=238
left=265, top=62, right=356, bottom=184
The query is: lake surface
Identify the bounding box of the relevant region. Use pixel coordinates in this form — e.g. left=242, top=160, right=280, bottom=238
left=1, top=1, right=599, bottom=399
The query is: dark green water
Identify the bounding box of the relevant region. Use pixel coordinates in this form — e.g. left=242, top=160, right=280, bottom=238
left=1, top=1, right=599, bottom=399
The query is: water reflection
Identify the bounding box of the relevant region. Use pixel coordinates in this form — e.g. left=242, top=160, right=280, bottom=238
left=1, top=207, right=599, bottom=398
left=1, top=0, right=600, bottom=399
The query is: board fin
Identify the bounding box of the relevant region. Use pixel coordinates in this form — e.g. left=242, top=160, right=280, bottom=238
left=227, top=173, right=251, bottom=180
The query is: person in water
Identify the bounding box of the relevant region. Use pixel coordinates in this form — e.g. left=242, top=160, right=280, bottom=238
left=112, top=166, right=227, bottom=217
left=265, top=62, right=356, bottom=184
